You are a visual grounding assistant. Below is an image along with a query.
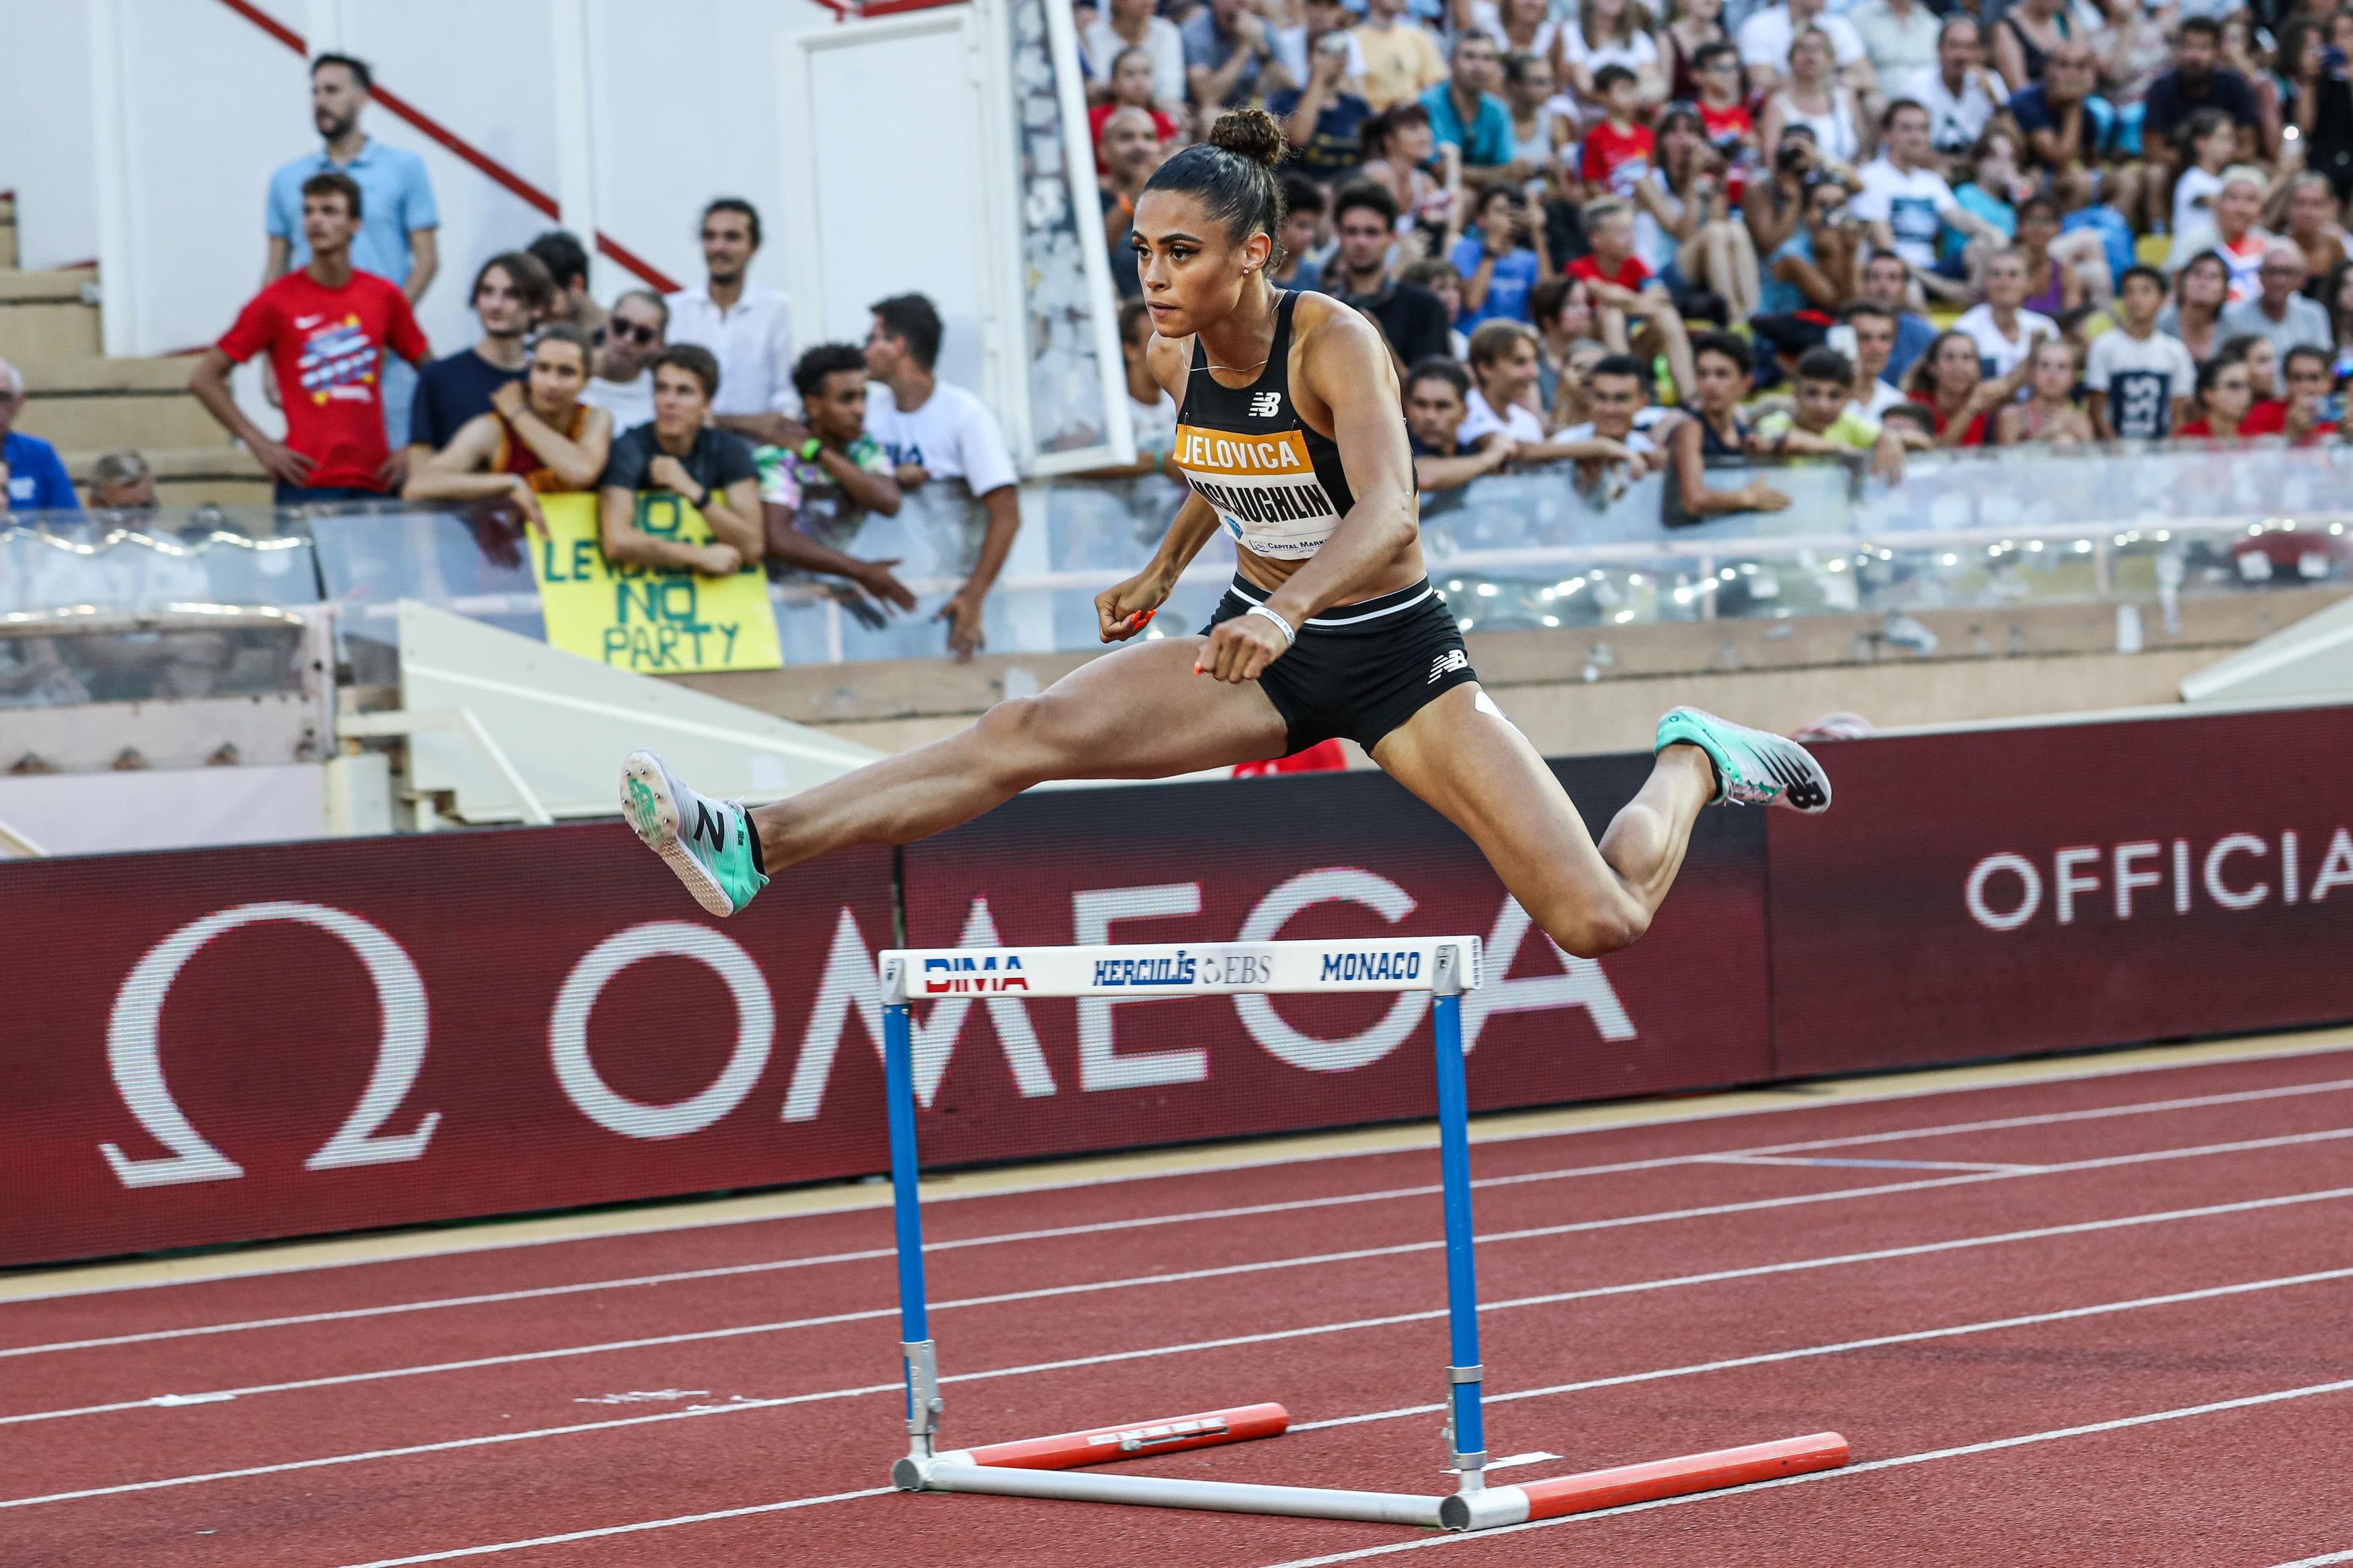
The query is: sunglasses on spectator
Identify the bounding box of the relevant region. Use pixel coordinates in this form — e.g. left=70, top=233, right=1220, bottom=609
left=606, top=320, right=661, bottom=345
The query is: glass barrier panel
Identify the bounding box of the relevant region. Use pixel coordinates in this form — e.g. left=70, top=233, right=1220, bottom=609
left=0, top=508, right=319, bottom=617
left=307, top=502, right=543, bottom=681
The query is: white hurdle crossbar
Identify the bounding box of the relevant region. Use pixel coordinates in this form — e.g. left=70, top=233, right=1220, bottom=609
left=875, top=936, right=1846, bottom=1532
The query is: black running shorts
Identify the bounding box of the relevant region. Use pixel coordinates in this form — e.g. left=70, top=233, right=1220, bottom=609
left=1203, top=575, right=1479, bottom=754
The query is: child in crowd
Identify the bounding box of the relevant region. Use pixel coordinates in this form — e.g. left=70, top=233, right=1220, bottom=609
left=1756, top=346, right=1910, bottom=479
left=1689, top=41, right=1756, bottom=161
left=2168, top=110, right=2236, bottom=255
left=2086, top=264, right=2198, bottom=440
left=1567, top=197, right=1656, bottom=301
left=1994, top=337, right=2093, bottom=444
left=1579, top=65, right=1656, bottom=198
left=1451, top=183, right=1545, bottom=328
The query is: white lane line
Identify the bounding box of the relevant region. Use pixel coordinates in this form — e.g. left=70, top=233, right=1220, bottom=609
left=10, top=1224, right=2352, bottom=1510
left=9, top=1133, right=2350, bottom=1430
left=1481, top=1452, right=1560, bottom=1473
left=12, top=1048, right=2350, bottom=1308
left=1700, top=1155, right=2042, bottom=1173
left=321, top=1272, right=2353, bottom=1565
left=2271, top=1551, right=2353, bottom=1566
left=1257, top=1377, right=2353, bottom=1567
left=12, top=1069, right=2350, bottom=1348
left=327, top=1487, right=897, bottom=1567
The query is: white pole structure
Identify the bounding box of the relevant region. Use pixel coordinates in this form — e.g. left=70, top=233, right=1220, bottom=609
left=874, top=937, right=1848, bottom=1533
left=85, top=0, right=137, bottom=358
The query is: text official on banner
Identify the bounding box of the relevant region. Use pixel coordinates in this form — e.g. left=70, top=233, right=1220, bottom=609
left=529, top=492, right=783, bottom=673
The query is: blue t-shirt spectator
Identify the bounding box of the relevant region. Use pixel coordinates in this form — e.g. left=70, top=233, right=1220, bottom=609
left=2007, top=84, right=2118, bottom=167
left=266, top=138, right=438, bottom=286
left=1757, top=228, right=1815, bottom=317
left=1448, top=235, right=1540, bottom=327
left=1884, top=311, right=1937, bottom=384
left=1265, top=86, right=1377, bottom=180
left=1942, top=182, right=2015, bottom=264
left=1418, top=81, right=1515, bottom=167
left=3, top=429, right=77, bottom=512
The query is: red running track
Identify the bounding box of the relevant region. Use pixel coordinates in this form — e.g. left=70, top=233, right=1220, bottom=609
left=5, top=1041, right=2353, bottom=1567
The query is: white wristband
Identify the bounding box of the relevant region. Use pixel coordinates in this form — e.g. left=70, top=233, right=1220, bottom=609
left=1245, top=603, right=1298, bottom=647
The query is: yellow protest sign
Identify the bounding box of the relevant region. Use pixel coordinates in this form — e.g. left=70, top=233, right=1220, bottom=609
left=530, top=492, right=783, bottom=673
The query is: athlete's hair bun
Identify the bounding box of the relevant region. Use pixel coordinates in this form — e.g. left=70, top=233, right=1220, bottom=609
left=1207, top=108, right=1286, bottom=170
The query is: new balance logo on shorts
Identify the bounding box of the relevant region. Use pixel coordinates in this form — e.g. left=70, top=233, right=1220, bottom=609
left=1248, top=391, right=1283, bottom=418
left=1428, top=649, right=1469, bottom=683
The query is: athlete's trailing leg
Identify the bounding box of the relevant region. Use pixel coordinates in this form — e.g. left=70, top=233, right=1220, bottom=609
left=621, top=636, right=1287, bottom=917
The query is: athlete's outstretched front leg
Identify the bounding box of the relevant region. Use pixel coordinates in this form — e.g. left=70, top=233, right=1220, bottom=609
left=621, top=636, right=1288, bottom=917
left=1372, top=686, right=1714, bottom=957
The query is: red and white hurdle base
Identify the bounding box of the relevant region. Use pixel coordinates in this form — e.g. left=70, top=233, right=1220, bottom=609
left=891, top=1401, right=1850, bottom=1532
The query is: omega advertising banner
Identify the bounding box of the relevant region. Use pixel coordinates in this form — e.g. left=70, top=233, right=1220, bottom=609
left=0, top=828, right=895, bottom=1269
left=889, top=757, right=1773, bottom=1169
left=1767, top=705, right=2353, bottom=1077
left=0, top=759, right=1772, bottom=1269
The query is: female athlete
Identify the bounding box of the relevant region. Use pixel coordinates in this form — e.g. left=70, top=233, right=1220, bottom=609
left=621, top=109, right=1829, bottom=958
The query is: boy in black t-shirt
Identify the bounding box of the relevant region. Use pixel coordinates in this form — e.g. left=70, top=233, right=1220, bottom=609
left=596, top=345, right=763, bottom=576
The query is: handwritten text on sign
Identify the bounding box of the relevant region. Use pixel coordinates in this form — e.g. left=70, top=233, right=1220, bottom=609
left=529, top=493, right=782, bottom=673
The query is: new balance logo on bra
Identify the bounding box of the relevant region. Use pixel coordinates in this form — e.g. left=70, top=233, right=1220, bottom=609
left=1429, top=649, right=1469, bottom=683
left=1248, top=391, right=1283, bottom=419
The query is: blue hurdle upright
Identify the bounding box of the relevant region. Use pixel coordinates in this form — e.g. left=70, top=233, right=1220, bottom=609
left=876, top=936, right=1845, bottom=1532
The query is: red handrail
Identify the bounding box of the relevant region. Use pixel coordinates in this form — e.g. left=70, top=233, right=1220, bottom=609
left=212, top=0, right=678, bottom=292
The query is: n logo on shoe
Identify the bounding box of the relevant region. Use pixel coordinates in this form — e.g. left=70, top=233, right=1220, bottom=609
left=692, top=802, right=727, bottom=853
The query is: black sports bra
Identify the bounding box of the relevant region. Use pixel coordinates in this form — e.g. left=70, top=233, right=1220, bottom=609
left=1170, top=290, right=1360, bottom=562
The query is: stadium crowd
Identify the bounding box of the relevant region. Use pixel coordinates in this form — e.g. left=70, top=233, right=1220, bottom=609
left=6, top=22, right=2353, bottom=653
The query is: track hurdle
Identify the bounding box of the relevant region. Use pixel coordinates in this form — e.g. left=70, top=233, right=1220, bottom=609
left=877, top=936, right=1847, bottom=1531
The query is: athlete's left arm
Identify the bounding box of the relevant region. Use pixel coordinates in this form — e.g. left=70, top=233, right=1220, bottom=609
left=1259, top=302, right=1417, bottom=627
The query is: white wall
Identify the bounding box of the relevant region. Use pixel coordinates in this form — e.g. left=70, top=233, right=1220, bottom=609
left=0, top=0, right=846, bottom=356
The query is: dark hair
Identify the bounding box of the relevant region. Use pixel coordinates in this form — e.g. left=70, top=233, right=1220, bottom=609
left=1589, top=352, right=1646, bottom=383
left=530, top=321, right=594, bottom=370
left=2178, top=107, right=2231, bottom=155
left=701, top=198, right=762, bottom=248
left=1466, top=318, right=1534, bottom=368
left=1593, top=63, right=1637, bottom=94
left=1881, top=97, right=1927, bottom=132
left=1140, top=108, right=1288, bottom=260
left=1691, top=330, right=1753, bottom=376
left=2282, top=343, right=2333, bottom=378
left=1909, top=328, right=1981, bottom=395
left=2194, top=353, right=2247, bottom=401
left=1796, top=347, right=1854, bottom=384
left=473, top=250, right=555, bottom=314
left=1501, top=48, right=1548, bottom=88
left=1404, top=356, right=1472, bottom=399
left=311, top=52, right=372, bottom=91
left=611, top=288, right=670, bottom=331
left=298, top=170, right=362, bottom=221
left=2215, top=332, right=2269, bottom=368
left=793, top=341, right=870, bottom=401
left=1936, top=14, right=1979, bottom=45
left=1880, top=401, right=1936, bottom=433
left=652, top=343, right=721, bottom=400
left=2019, top=194, right=2061, bottom=224
left=2178, top=15, right=2222, bottom=43
left=871, top=292, right=945, bottom=370
left=1332, top=179, right=1400, bottom=228
left=1528, top=275, right=1577, bottom=328
left=2117, top=263, right=2167, bottom=294
left=1471, top=179, right=1521, bottom=216
left=1362, top=101, right=1431, bottom=161
left=1118, top=296, right=1154, bottom=343
left=1693, top=40, right=1740, bottom=72
left=1279, top=173, right=1328, bottom=216
left=527, top=230, right=591, bottom=292
left=1841, top=300, right=1896, bottom=326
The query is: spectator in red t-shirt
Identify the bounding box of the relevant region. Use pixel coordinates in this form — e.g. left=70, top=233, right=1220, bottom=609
left=1566, top=198, right=1654, bottom=300
left=1089, top=47, right=1184, bottom=147
left=1691, top=42, right=1757, bottom=160
left=1905, top=327, right=2012, bottom=447
left=190, top=171, right=429, bottom=505
left=2176, top=354, right=2255, bottom=438
left=1578, top=65, right=1656, bottom=197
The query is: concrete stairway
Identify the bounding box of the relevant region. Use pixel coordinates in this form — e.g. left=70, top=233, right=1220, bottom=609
left=0, top=194, right=268, bottom=511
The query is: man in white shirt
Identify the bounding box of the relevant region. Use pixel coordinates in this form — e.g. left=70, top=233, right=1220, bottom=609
left=1899, top=16, right=2001, bottom=172
left=578, top=288, right=666, bottom=434
left=1851, top=99, right=2003, bottom=287
left=2086, top=263, right=2199, bottom=440
left=666, top=198, right=797, bottom=446
left=863, top=293, right=1021, bottom=661
left=1737, top=0, right=1872, bottom=97
left=1953, top=249, right=2059, bottom=378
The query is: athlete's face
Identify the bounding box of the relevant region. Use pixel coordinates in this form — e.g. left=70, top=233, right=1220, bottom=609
left=1131, top=190, right=1272, bottom=339
left=1404, top=376, right=1467, bottom=450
